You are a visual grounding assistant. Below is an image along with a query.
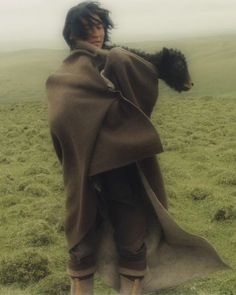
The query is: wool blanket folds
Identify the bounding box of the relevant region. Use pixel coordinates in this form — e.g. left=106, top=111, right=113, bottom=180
left=46, top=40, right=229, bottom=292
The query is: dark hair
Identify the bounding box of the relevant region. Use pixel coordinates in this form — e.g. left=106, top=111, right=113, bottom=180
left=63, top=1, right=114, bottom=49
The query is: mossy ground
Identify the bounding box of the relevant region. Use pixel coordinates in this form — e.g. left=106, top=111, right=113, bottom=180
left=0, top=95, right=235, bottom=294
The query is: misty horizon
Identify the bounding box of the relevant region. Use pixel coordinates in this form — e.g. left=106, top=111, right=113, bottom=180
left=0, top=0, right=236, bottom=51
left=0, top=30, right=236, bottom=52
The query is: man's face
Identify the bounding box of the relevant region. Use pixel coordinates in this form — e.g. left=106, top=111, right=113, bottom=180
left=81, top=14, right=105, bottom=48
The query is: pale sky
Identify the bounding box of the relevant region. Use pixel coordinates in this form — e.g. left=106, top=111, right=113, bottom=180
left=0, top=0, right=236, bottom=49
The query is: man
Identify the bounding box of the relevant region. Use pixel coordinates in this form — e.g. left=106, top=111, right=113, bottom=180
left=46, top=1, right=229, bottom=295
left=63, top=2, right=149, bottom=294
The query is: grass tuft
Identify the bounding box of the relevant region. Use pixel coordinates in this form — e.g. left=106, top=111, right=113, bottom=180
left=213, top=205, right=236, bottom=222
left=190, top=186, right=212, bottom=201
left=217, top=171, right=236, bottom=186
left=34, top=272, right=70, bottom=295
left=0, top=249, right=50, bottom=286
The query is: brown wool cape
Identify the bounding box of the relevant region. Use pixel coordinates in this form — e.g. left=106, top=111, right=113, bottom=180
left=46, top=40, right=229, bottom=293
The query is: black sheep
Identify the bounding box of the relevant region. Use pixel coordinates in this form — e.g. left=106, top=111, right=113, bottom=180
left=106, top=44, right=194, bottom=93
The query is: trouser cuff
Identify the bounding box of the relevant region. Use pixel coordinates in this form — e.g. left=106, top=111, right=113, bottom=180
left=118, top=266, right=146, bottom=277
left=66, top=265, right=97, bottom=278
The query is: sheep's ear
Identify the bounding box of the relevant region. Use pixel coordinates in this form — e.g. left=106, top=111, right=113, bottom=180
left=162, top=47, right=169, bottom=56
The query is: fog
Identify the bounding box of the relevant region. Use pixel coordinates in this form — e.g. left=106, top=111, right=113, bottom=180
left=0, top=0, right=236, bottom=50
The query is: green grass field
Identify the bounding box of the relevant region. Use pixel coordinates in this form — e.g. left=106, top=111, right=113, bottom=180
left=0, top=34, right=235, bottom=294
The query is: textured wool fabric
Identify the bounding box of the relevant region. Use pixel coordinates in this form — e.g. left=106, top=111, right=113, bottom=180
left=46, top=40, right=230, bottom=293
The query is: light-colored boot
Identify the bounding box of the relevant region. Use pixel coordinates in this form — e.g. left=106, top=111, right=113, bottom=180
left=70, top=275, right=94, bottom=295
left=120, top=275, right=143, bottom=295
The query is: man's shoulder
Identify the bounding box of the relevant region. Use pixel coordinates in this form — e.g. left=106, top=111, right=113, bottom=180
left=106, top=46, right=156, bottom=73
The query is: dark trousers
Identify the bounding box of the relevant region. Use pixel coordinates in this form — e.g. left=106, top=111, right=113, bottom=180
left=67, top=163, right=148, bottom=278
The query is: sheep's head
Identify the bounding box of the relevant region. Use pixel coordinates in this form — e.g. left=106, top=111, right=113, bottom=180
left=158, top=47, right=193, bottom=92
